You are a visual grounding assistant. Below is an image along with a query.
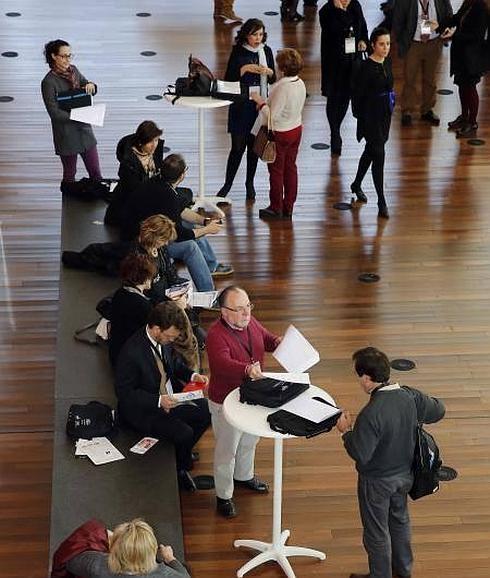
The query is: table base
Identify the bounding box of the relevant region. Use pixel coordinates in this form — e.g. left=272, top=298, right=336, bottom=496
left=234, top=529, right=326, bottom=578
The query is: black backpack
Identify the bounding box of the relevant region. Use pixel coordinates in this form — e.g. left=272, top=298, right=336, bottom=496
left=409, top=424, right=442, bottom=500
left=66, top=401, right=116, bottom=440
left=240, top=377, right=309, bottom=408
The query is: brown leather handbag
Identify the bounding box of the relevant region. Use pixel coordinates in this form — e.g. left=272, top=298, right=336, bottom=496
left=253, top=109, right=276, bottom=163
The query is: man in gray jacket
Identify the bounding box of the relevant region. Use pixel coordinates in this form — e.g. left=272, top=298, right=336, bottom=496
left=393, top=0, right=453, bottom=127
left=336, top=347, right=445, bottom=578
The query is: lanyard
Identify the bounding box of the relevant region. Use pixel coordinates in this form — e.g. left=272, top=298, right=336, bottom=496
left=418, top=0, right=429, bottom=17
left=221, top=319, right=255, bottom=361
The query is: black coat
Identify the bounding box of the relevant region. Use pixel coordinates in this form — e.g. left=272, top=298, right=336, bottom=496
left=104, top=133, right=165, bottom=226
left=448, top=0, right=490, bottom=80
left=352, top=57, right=394, bottom=144
left=115, top=328, right=193, bottom=432
left=319, top=0, right=368, bottom=97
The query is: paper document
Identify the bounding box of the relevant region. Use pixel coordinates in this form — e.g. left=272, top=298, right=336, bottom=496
left=190, top=290, right=218, bottom=309
left=281, top=396, right=340, bottom=424
left=130, top=437, right=159, bottom=455
left=165, top=281, right=192, bottom=300
left=216, top=80, right=241, bottom=95
left=70, top=103, right=106, bottom=127
left=75, top=436, right=125, bottom=465
left=272, top=325, right=320, bottom=373
left=172, top=390, right=204, bottom=404
left=262, top=372, right=311, bottom=385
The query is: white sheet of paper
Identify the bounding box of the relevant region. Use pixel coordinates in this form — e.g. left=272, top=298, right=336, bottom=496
left=172, top=390, right=204, bottom=403
left=281, top=396, right=340, bottom=424
left=262, top=372, right=311, bottom=385
left=70, top=103, right=106, bottom=127
left=272, top=325, right=320, bottom=373
left=190, top=290, right=218, bottom=308
left=76, top=437, right=125, bottom=465
left=216, top=80, right=242, bottom=95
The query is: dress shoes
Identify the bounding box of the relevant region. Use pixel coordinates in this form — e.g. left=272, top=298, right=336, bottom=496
left=448, top=114, right=466, bottom=131
left=350, top=183, right=368, bottom=203
left=234, top=476, right=269, bottom=493
left=349, top=574, right=410, bottom=578
left=178, top=470, right=197, bottom=492
left=245, top=183, right=256, bottom=200
left=378, top=204, right=390, bottom=219
left=216, top=497, right=237, bottom=518
left=401, top=113, right=412, bottom=127
left=259, top=207, right=282, bottom=219
left=456, top=122, right=478, bottom=139
left=420, top=110, right=440, bottom=126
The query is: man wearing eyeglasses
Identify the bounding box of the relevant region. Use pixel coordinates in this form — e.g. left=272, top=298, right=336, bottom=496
left=206, top=286, right=283, bottom=518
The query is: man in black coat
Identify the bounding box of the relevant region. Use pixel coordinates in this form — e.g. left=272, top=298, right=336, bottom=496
left=393, top=0, right=453, bottom=127
left=336, top=347, right=446, bottom=578
left=115, top=302, right=211, bottom=491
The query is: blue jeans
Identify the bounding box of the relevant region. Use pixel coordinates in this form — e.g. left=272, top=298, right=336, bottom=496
left=168, top=239, right=215, bottom=291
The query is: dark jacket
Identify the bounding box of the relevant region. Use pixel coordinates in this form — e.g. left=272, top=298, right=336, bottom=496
left=104, top=134, right=166, bottom=226
left=115, top=328, right=194, bottom=432
left=120, top=179, right=193, bottom=242
left=319, top=0, right=368, bottom=97
left=224, top=44, right=276, bottom=134
left=41, top=66, right=97, bottom=155
left=448, top=0, right=490, bottom=78
left=393, top=0, right=454, bottom=57
left=343, top=385, right=445, bottom=478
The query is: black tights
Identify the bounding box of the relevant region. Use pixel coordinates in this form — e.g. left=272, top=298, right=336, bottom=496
left=326, top=91, right=350, bottom=148
left=353, top=141, right=387, bottom=208
left=221, top=132, right=258, bottom=193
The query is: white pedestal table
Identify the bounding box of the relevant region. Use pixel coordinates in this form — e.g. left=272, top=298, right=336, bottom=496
left=223, top=385, right=334, bottom=578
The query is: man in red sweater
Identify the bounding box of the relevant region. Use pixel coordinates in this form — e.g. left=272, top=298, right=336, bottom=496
left=206, top=286, right=282, bottom=518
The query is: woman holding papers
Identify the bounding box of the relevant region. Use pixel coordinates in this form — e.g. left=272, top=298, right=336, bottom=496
left=41, top=39, right=102, bottom=190
left=217, top=19, right=276, bottom=201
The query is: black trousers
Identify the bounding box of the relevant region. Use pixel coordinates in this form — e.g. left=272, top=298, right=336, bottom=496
left=326, top=90, right=351, bottom=148
left=353, top=140, right=387, bottom=208
left=148, top=398, right=211, bottom=471
left=222, top=132, right=258, bottom=192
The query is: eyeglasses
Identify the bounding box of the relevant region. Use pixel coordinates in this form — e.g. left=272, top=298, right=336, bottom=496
left=222, top=303, right=254, bottom=314
left=57, top=53, right=73, bottom=60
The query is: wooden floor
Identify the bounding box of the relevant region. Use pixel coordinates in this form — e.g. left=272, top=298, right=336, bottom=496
left=1, top=1, right=490, bottom=577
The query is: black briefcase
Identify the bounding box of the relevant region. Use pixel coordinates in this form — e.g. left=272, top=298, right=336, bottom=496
left=267, top=407, right=341, bottom=438
left=239, top=377, right=309, bottom=408
left=56, top=89, right=92, bottom=111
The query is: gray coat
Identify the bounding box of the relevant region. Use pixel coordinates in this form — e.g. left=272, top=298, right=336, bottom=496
left=41, top=65, right=97, bottom=156
left=393, top=0, right=454, bottom=57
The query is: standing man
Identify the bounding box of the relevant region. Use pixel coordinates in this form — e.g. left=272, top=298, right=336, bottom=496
left=206, top=286, right=282, bottom=518
left=115, top=302, right=211, bottom=492
left=393, top=0, right=453, bottom=127
left=336, top=347, right=445, bottom=578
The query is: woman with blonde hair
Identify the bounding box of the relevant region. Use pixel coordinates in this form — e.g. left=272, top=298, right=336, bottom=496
left=59, top=518, right=189, bottom=577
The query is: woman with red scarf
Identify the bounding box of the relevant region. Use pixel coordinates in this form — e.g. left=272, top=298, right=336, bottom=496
left=41, top=39, right=102, bottom=191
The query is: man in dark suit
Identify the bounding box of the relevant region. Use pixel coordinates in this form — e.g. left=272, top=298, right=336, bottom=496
left=115, top=302, right=211, bottom=491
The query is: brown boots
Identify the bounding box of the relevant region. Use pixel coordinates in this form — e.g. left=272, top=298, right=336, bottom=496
left=213, top=0, right=243, bottom=23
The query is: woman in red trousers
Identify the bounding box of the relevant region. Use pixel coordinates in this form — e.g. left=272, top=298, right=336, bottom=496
left=252, top=49, right=306, bottom=219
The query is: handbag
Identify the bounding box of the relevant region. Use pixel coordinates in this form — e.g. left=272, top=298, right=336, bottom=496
left=253, top=110, right=276, bottom=163
left=240, top=377, right=309, bottom=408
left=267, top=406, right=341, bottom=438
left=66, top=401, right=116, bottom=440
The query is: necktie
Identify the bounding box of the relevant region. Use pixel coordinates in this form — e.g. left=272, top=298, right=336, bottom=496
left=152, top=345, right=169, bottom=396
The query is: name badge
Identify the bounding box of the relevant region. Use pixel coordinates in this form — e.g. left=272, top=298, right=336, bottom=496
left=249, top=86, right=261, bottom=97
left=420, top=19, right=431, bottom=37
left=345, top=36, right=356, bottom=54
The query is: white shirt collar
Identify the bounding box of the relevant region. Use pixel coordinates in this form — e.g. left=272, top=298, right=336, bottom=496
left=146, top=325, right=160, bottom=350
left=377, top=382, right=400, bottom=391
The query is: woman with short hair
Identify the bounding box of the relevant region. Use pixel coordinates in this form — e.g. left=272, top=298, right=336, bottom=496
left=41, top=39, right=102, bottom=190
left=252, top=48, right=306, bottom=219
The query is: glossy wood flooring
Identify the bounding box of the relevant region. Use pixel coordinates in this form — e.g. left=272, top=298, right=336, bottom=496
left=1, top=1, right=490, bottom=577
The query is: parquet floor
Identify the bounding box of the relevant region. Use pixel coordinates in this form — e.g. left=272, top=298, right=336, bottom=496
left=1, top=1, right=489, bottom=577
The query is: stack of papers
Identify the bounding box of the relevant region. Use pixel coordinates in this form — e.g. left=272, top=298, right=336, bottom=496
left=215, top=80, right=241, bottom=95
left=281, top=396, right=340, bottom=424
left=70, top=103, right=106, bottom=127
left=272, top=325, right=320, bottom=373
left=75, top=437, right=125, bottom=465
left=189, top=290, right=218, bottom=309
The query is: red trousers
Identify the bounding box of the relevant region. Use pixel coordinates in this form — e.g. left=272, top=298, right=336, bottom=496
left=267, top=125, right=302, bottom=214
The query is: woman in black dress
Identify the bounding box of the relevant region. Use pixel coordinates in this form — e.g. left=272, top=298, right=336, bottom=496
left=319, top=0, right=368, bottom=156
left=442, top=0, right=490, bottom=138
left=217, top=19, right=275, bottom=200
left=351, top=27, right=393, bottom=219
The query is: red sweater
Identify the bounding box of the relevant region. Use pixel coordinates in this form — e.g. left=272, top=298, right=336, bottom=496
left=206, top=317, right=279, bottom=404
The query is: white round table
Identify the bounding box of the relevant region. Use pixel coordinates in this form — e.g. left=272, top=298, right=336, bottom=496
left=165, top=95, right=232, bottom=217
left=223, top=385, right=334, bottom=578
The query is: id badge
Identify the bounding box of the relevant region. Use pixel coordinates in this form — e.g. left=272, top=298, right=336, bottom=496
left=420, top=18, right=431, bottom=37
left=345, top=36, right=356, bottom=55
left=249, top=85, right=260, bottom=97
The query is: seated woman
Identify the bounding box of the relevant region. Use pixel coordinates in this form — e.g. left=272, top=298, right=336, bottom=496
left=52, top=517, right=189, bottom=578
left=105, top=120, right=165, bottom=226
left=108, top=252, right=156, bottom=367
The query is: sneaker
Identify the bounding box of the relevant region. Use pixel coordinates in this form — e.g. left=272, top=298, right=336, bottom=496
left=211, top=263, right=234, bottom=277
left=420, top=110, right=440, bottom=126
left=401, top=113, right=412, bottom=127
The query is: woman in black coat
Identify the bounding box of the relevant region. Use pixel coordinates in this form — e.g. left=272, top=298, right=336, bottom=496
left=319, top=0, right=368, bottom=156
left=217, top=18, right=275, bottom=200
left=105, top=120, right=165, bottom=226
left=442, top=0, right=490, bottom=138
left=351, top=27, right=394, bottom=220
